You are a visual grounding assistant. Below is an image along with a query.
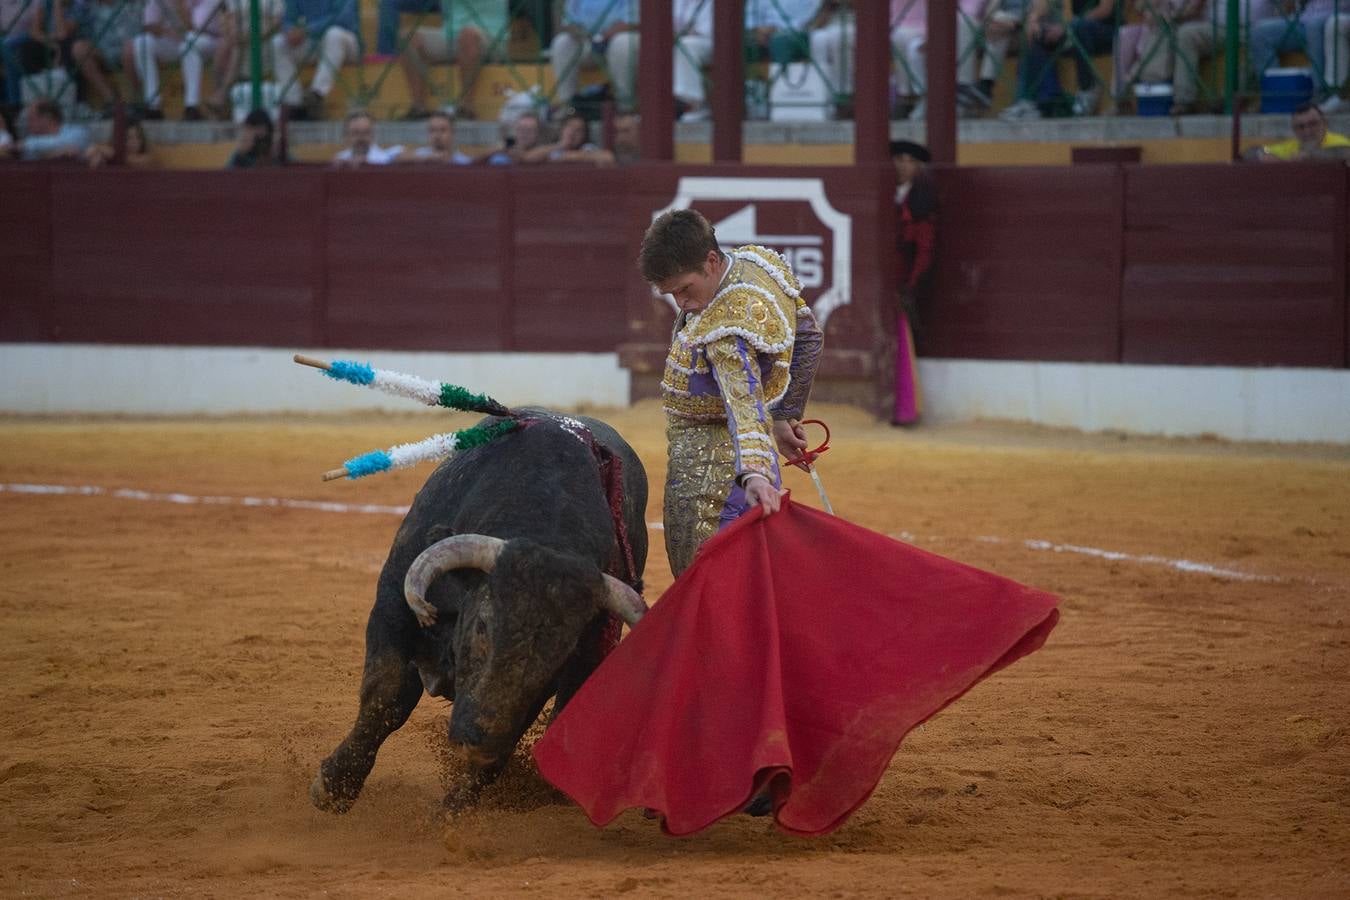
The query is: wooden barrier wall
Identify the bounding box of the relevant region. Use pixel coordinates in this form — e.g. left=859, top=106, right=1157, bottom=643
left=2, top=162, right=1346, bottom=410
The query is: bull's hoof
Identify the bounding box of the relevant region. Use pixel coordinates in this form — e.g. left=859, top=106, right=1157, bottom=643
left=310, top=772, right=356, bottom=814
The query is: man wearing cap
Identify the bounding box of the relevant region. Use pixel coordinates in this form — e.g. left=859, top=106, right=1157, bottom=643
left=890, top=140, right=937, bottom=427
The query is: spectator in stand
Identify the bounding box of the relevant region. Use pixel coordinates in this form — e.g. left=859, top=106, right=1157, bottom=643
left=400, top=0, right=508, bottom=121
left=1000, top=0, right=1117, bottom=119
left=1324, top=7, right=1348, bottom=111
left=8, top=0, right=80, bottom=107
left=974, top=0, right=1029, bottom=103
left=225, top=106, right=287, bottom=166
left=808, top=0, right=853, bottom=106
left=124, top=0, right=224, bottom=120
left=1111, top=0, right=1192, bottom=112
left=890, top=139, right=935, bottom=427
left=1256, top=100, right=1350, bottom=158
left=86, top=117, right=157, bottom=165
left=484, top=108, right=542, bottom=164
left=901, top=0, right=999, bottom=120
left=1249, top=0, right=1343, bottom=109
left=521, top=109, right=614, bottom=164
left=179, top=0, right=229, bottom=120
left=549, top=0, right=640, bottom=111
left=402, top=109, right=471, bottom=162
left=212, top=0, right=283, bottom=118
left=70, top=0, right=144, bottom=116
left=0, top=110, right=15, bottom=153
left=611, top=110, right=639, bottom=164
left=13, top=97, right=89, bottom=159
left=672, top=0, right=713, bottom=122
left=333, top=109, right=402, bottom=166
left=3, top=0, right=43, bottom=107
left=890, top=0, right=926, bottom=118
left=745, top=0, right=817, bottom=63
left=272, top=0, right=360, bottom=120
left=1166, top=0, right=1272, bottom=114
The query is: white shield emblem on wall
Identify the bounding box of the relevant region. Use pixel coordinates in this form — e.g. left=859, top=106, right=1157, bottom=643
left=652, top=177, right=853, bottom=327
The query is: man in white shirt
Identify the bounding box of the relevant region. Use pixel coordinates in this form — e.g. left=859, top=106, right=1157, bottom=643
left=333, top=111, right=403, bottom=166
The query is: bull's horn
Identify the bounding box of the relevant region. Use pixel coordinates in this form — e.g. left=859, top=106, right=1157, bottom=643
left=600, top=574, right=648, bottom=627
left=403, top=535, right=506, bottom=627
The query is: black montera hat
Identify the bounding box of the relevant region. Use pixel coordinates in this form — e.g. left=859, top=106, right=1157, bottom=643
left=889, top=140, right=931, bottom=162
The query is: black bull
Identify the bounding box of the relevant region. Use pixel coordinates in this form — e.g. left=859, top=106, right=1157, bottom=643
left=310, top=412, right=648, bottom=813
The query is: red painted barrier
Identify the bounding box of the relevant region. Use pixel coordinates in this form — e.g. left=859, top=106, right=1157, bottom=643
left=2, top=162, right=1346, bottom=410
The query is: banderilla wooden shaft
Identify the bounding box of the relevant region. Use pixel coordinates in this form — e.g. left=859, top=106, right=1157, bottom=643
left=322, top=467, right=349, bottom=482
left=294, top=354, right=332, bottom=371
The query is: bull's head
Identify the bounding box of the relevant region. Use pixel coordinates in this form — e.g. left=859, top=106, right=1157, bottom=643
left=403, top=535, right=646, bottom=764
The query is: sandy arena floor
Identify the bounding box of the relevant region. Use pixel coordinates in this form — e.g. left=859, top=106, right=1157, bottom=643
left=2, top=401, right=1348, bottom=899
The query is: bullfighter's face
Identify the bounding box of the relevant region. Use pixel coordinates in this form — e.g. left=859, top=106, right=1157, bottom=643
left=656, top=249, right=727, bottom=314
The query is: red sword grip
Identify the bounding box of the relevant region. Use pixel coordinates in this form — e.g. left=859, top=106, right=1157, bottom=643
left=783, top=419, right=831, bottom=472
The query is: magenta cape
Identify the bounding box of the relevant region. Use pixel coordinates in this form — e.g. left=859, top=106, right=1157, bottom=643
left=531, top=496, right=1060, bottom=837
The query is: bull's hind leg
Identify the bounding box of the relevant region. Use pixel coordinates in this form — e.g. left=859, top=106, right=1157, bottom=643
left=311, top=649, right=423, bottom=813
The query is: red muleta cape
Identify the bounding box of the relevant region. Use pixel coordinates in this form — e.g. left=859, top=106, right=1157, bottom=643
left=532, top=495, right=1060, bottom=837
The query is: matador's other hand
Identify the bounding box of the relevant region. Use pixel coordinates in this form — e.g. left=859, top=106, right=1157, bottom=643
left=772, top=419, right=807, bottom=458
left=744, top=475, right=784, bottom=516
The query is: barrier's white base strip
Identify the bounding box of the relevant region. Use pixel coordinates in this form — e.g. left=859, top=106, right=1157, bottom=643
left=0, top=482, right=1316, bottom=586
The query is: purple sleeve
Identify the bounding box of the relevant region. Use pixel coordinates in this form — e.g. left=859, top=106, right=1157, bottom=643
left=772, top=307, right=823, bottom=421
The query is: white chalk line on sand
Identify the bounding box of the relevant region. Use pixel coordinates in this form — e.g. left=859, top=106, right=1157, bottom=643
left=0, top=482, right=1302, bottom=585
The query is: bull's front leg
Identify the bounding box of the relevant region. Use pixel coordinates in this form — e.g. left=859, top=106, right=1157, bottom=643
left=311, top=648, right=423, bottom=813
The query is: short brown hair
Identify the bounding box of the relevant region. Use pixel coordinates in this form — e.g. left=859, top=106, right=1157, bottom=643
left=638, top=209, right=720, bottom=284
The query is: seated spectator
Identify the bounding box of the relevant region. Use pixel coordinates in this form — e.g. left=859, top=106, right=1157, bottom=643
left=225, top=107, right=287, bottom=166
left=71, top=0, right=142, bottom=116
left=1324, top=7, right=1348, bottom=111
left=333, top=110, right=402, bottom=166
left=1000, top=0, right=1117, bottom=119
left=401, top=109, right=471, bottom=162
left=13, top=97, right=89, bottom=159
left=808, top=1, right=857, bottom=108
left=400, top=0, right=509, bottom=121
left=906, top=0, right=997, bottom=120
left=86, top=118, right=157, bottom=166
left=1249, top=0, right=1342, bottom=108
left=521, top=109, right=614, bottom=164
left=272, top=0, right=360, bottom=121
left=974, top=0, right=1030, bottom=103
left=0, top=111, right=14, bottom=154
left=1111, top=0, right=1193, bottom=112
left=8, top=0, right=80, bottom=109
left=549, top=0, right=640, bottom=111
left=745, top=0, right=818, bottom=64
left=124, top=0, right=224, bottom=120
left=1256, top=100, right=1350, bottom=158
left=673, top=0, right=712, bottom=122
left=611, top=110, right=639, bottom=164
left=484, top=109, right=542, bottom=164
left=1165, top=0, right=1272, bottom=114
left=3, top=0, right=43, bottom=108
left=212, top=0, right=284, bottom=119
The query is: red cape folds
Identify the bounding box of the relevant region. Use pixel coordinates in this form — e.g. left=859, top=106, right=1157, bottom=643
left=532, top=495, right=1060, bottom=837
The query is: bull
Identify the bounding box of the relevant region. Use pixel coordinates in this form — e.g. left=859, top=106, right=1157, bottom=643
left=310, top=411, right=648, bottom=814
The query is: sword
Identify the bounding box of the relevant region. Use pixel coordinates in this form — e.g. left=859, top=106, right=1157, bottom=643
left=783, top=419, right=834, bottom=515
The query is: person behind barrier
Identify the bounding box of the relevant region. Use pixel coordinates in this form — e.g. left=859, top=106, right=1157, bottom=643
left=549, top=0, right=640, bottom=112
left=745, top=0, right=817, bottom=64
left=1257, top=101, right=1350, bottom=158
left=522, top=109, right=614, bottom=165
left=86, top=117, right=157, bottom=166
left=1324, top=6, right=1349, bottom=112
left=225, top=107, right=286, bottom=166
left=271, top=0, right=360, bottom=121
left=638, top=208, right=823, bottom=578
left=402, top=109, right=472, bottom=163
left=7, top=0, right=80, bottom=112
left=890, top=139, right=935, bottom=426
left=333, top=110, right=403, bottom=166
left=483, top=108, right=542, bottom=164
left=399, top=0, right=508, bottom=121
left=123, top=0, right=222, bottom=120
left=13, top=97, right=89, bottom=160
